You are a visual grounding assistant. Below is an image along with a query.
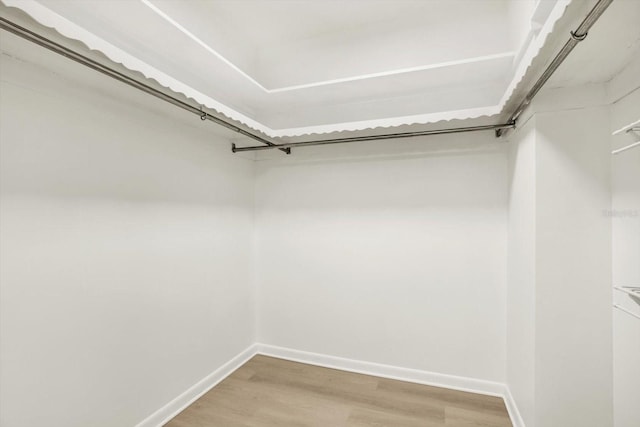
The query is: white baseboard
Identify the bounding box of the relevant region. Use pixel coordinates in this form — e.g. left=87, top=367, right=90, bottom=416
left=135, top=344, right=258, bottom=427
left=503, top=386, right=526, bottom=427
left=257, top=343, right=504, bottom=396
left=256, top=343, right=525, bottom=427
left=136, top=342, right=525, bottom=427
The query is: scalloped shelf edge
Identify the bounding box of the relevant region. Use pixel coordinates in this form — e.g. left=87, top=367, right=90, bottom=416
left=2, top=0, right=573, bottom=139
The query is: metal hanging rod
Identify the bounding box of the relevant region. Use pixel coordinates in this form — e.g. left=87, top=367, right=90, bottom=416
left=1, top=0, right=614, bottom=154
left=496, top=0, right=614, bottom=137
left=231, top=123, right=516, bottom=153
left=0, top=16, right=291, bottom=155
left=234, top=0, right=614, bottom=151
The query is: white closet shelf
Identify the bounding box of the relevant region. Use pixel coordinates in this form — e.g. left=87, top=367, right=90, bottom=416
left=612, top=119, right=640, bottom=136
left=612, top=141, right=640, bottom=155
left=612, top=119, right=640, bottom=135
left=611, top=119, right=640, bottom=154
left=613, top=286, right=640, bottom=299
left=614, top=304, right=640, bottom=320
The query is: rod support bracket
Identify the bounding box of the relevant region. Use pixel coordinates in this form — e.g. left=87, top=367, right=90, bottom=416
left=231, top=143, right=237, bottom=153
left=570, top=31, right=587, bottom=42
left=495, top=121, right=517, bottom=138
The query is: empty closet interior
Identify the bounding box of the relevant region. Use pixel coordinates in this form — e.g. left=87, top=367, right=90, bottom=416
left=0, top=1, right=638, bottom=427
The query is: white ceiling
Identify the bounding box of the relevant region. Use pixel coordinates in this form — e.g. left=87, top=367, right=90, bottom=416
left=2, top=0, right=638, bottom=138
left=151, top=0, right=514, bottom=89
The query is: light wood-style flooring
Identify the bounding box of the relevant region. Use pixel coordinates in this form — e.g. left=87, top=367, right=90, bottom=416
left=165, top=355, right=513, bottom=427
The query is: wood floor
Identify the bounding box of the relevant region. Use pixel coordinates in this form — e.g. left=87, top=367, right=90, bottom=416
left=165, top=355, right=513, bottom=427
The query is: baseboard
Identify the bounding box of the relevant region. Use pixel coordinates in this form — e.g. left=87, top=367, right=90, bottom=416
left=136, top=342, right=526, bottom=427
left=503, top=386, right=526, bottom=427
left=256, top=343, right=526, bottom=427
left=135, top=343, right=258, bottom=427
left=257, top=343, right=504, bottom=396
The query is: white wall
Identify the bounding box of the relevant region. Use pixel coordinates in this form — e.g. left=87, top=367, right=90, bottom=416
left=1, top=15, right=632, bottom=427
left=535, top=107, right=613, bottom=427
left=506, top=91, right=617, bottom=427
left=254, top=137, right=508, bottom=382
left=0, top=35, right=255, bottom=427
left=506, top=117, right=537, bottom=427
left=611, top=88, right=640, bottom=427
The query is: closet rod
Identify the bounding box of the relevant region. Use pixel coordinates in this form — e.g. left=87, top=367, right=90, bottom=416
left=234, top=0, right=614, bottom=151
left=496, top=0, right=614, bottom=136
left=231, top=123, right=516, bottom=152
left=0, top=0, right=614, bottom=154
left=0, top=17, right=291, bottom=155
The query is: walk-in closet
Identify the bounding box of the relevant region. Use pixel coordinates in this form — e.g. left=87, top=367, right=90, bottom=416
left=0, top=1, right=638, bottom=426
